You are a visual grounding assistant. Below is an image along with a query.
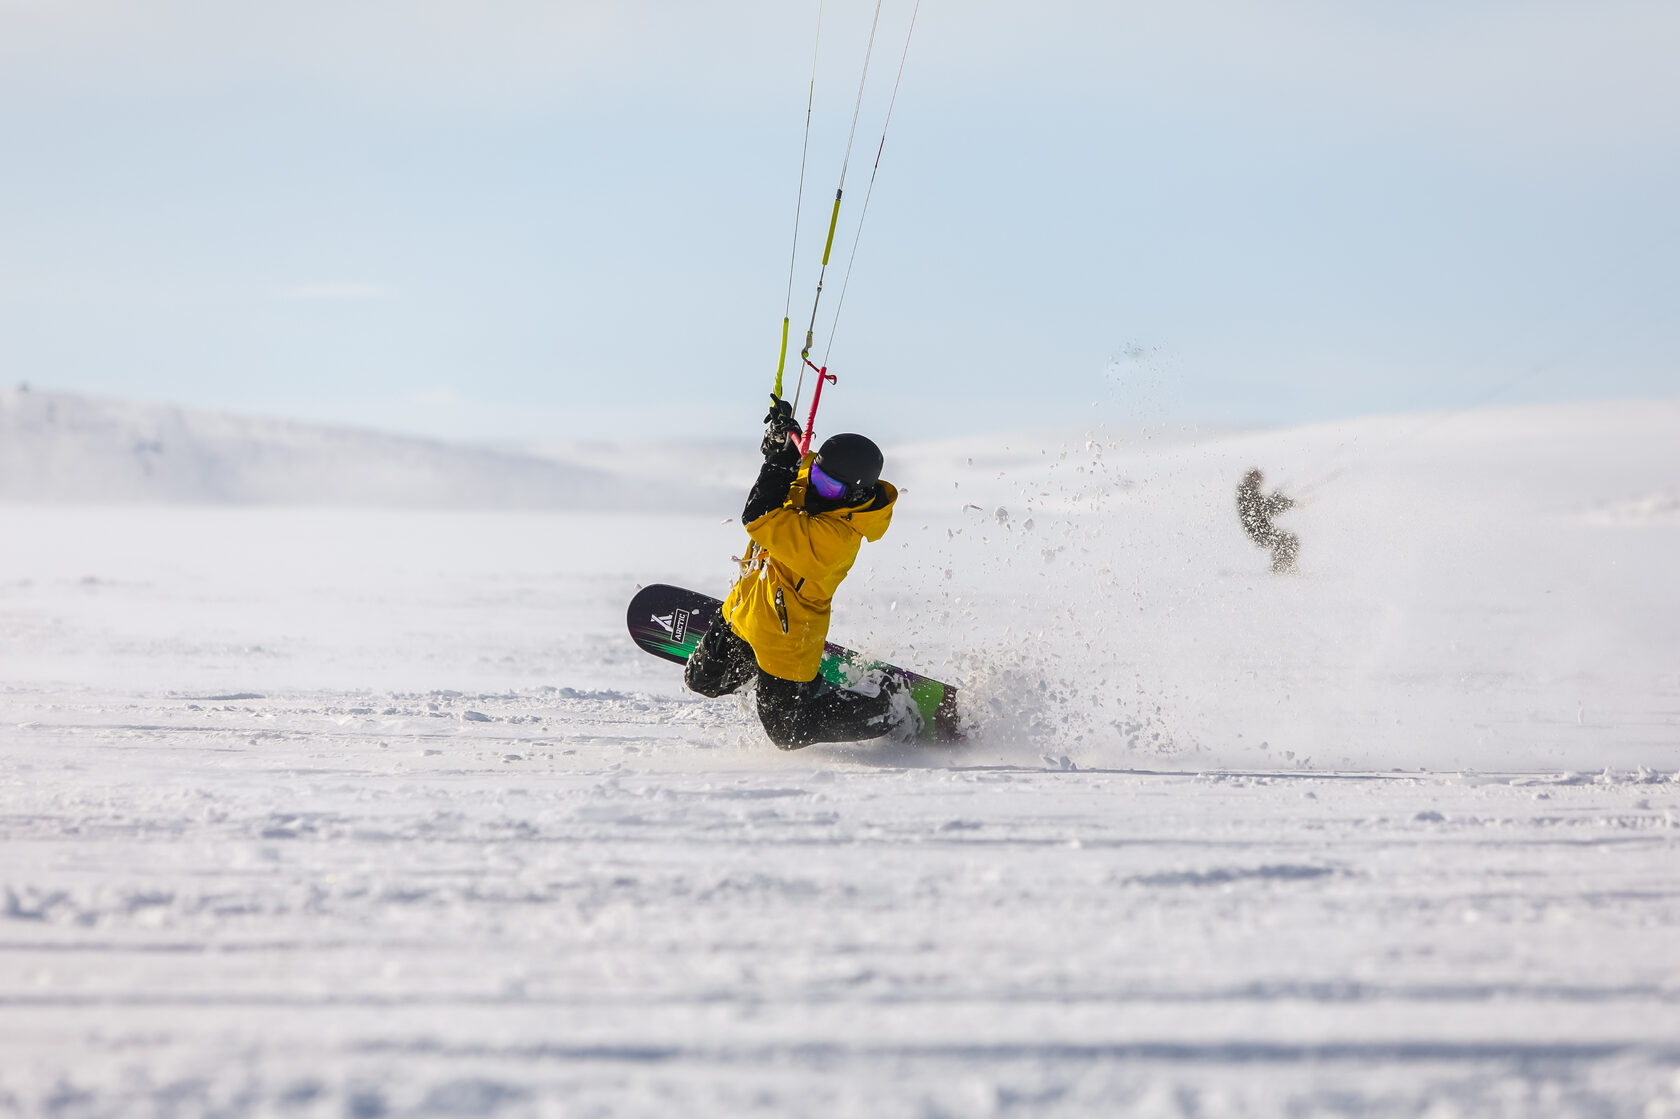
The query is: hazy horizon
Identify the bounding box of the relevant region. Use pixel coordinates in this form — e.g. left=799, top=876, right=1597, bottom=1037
left=11, top=379, right=1680, bottom=456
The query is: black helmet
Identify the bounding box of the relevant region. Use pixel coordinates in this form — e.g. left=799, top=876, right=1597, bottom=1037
left=813, top=433, right=883, bottom=500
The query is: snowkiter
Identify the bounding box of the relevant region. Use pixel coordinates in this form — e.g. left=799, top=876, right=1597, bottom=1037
left=684, top=395, right=917, bottom=748
left=1236, top=468, right=1299, bottom=574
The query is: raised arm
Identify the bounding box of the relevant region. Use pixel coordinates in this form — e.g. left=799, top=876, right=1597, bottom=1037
left=744, top=394, right=803, bottom=524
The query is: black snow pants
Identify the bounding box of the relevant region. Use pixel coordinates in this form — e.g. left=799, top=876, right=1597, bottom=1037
left=684, top=622, right=897, bottom=750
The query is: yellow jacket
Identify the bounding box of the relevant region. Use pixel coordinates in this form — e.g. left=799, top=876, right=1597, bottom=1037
left=722, top=456, right=896, bottom=681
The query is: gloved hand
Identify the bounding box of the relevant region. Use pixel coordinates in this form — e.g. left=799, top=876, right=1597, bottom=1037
left=760, top=393, right=802, bottom=464
left=763, top=393, right=797, bottom=431
left=760, top=426, right=803, bottom=466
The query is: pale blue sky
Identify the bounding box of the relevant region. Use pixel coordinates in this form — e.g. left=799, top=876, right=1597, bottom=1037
left=1, top=1, right=1675, bottom=443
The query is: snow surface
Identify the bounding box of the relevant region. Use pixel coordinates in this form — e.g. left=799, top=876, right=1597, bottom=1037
left=2, top=397, right=1678, bottom=1116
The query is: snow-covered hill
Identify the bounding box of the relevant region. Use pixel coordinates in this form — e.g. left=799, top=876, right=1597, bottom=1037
left=0, top=386, right=728, bottom=510
left=868, top=396, right=1680, bottom=771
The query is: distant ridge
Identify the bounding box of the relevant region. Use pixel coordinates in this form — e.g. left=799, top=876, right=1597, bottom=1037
left=0, top=386, right=721, bottom=510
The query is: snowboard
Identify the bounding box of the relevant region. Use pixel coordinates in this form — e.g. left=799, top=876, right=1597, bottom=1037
left=626, top=583, right=962, bottom=743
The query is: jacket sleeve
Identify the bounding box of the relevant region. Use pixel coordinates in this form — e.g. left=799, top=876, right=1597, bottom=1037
left=742, top=460, right=798, bottom=525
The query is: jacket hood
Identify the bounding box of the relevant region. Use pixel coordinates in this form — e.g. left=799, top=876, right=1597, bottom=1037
left=839, top=480, right=896, bottom=542
left=792, top=458, right=896, bottom=542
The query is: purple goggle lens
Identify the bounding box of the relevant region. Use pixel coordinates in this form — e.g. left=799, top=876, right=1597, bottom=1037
left=809, top=461, right=849, bottom=500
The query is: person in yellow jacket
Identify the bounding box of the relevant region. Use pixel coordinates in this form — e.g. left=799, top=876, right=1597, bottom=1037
left=685, top=395, right=919, bottom=748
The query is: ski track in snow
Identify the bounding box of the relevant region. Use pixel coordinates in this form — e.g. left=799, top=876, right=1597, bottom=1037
left=2, top=399, right=1679, bottom=1116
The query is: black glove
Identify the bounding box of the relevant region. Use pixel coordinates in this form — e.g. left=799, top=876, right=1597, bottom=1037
left=760, top=393, right=802, bottom=463
left=763, top=393, right=796, bottom=430
left=761, top=428, right=802, bottom=467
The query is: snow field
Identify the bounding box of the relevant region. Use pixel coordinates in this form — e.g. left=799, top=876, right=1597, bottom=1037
left=1, top=398, right=1677, bottom=1115
left=4, top=689, right=1680, bottom=1116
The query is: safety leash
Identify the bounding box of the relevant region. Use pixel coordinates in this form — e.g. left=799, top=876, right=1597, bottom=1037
left=798, top=358, right=838, bottom=456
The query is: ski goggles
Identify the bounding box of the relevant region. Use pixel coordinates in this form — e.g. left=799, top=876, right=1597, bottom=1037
left=808, top=461, right=849, bottom=500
